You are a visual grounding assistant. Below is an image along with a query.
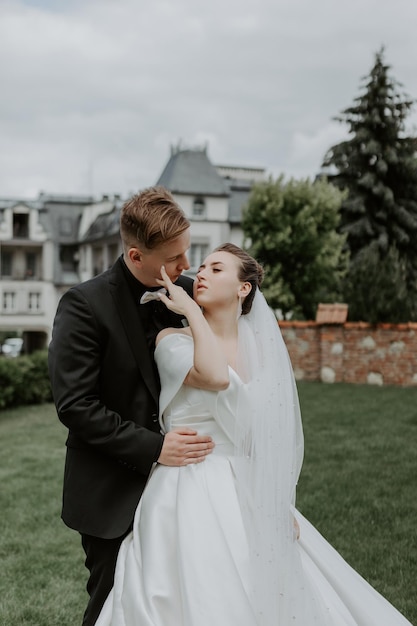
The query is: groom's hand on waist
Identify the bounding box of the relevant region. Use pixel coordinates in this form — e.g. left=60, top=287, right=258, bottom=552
left=157, top=428, right=215, bottom=466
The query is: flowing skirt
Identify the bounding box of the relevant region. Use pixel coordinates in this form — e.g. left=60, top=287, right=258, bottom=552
left=96, top=456, right=412, bottom=626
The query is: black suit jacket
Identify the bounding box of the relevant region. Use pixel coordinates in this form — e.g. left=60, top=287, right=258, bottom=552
left=48, top=258, right=193, bottom=539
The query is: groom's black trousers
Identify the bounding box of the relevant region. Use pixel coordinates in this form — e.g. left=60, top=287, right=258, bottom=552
left=81, top=529, right=131, bottom=626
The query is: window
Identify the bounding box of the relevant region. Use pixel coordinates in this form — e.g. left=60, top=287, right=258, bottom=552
left=13, top=213, right=29, bottom=238
left=60, top=245, right=78, bottom=271
left=26, top=252, right=37, bottom=279
left=3, top=291, right=16, bottom=312
left=1, top=250, right=12, bottom=277
left=192, top=197, right=206, bottom=218
left=190, top=243, right=209, bottom=271
left=28, top=292, right=41, bottom=312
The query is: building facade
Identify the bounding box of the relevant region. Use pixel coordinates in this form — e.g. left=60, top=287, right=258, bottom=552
left=0, top=147, right=264, bottom=352
left=0, top=193, right=92, bottom=352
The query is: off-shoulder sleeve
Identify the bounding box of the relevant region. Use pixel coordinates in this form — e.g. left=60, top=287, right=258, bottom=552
left=154, top=333, right=194, bottom=418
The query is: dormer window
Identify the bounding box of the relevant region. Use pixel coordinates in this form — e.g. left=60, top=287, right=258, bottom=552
left=13, top=213, right=29, bottom=238
left=192, top=197, right=206, bottom=218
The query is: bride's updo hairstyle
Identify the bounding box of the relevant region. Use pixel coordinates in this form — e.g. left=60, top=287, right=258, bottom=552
left=214, top=243, right=264, bottom=315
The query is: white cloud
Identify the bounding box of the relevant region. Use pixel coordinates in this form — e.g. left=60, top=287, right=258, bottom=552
left=1, top=0, right=417, bottom=197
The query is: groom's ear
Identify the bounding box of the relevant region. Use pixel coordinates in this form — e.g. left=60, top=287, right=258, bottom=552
left=128, top=247, right=143, bottom=268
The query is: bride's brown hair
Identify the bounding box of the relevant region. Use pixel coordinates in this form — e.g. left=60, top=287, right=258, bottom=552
left=213, top=243, right=264, bottom=315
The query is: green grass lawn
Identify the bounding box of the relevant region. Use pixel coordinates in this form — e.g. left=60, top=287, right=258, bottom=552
left=0, top=384, right=416, bottom=625
left=0, top=404, right=87, bottom=625
left=297, top=382, right=417, bottom=624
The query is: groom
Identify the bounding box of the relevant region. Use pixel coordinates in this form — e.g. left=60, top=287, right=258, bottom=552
left=48, top=186, right=214, bottom=625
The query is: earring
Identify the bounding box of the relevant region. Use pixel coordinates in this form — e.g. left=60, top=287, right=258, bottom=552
left=236, top=295, right=242, bottom=320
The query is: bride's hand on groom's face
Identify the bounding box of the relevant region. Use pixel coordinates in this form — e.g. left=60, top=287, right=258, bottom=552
left=156, top=266, right=197, bottom=316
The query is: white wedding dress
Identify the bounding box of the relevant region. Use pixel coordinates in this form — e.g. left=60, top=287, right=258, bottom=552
left=96, top=333, right=412, bottom=626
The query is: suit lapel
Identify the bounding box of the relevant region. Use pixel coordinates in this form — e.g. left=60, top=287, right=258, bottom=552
left=108, top=261, right=159, bottom=404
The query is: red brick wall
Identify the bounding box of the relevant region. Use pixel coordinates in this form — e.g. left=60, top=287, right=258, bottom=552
left=279, top=321, right=417, bottom=386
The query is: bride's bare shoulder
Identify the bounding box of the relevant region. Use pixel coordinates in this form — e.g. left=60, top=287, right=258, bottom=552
left=155, top=326, right=192, bottom=347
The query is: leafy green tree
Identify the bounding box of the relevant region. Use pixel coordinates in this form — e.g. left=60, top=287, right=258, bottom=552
left=322, top=48, right=417, bottom=320
left=242, top=176, right=347, bottom=319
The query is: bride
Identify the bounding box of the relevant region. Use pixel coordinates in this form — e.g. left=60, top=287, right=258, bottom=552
left=96, top=243, right=412, bottom=625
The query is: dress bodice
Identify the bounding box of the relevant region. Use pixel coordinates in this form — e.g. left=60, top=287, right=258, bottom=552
left=154, top=333, right=244, bottom=456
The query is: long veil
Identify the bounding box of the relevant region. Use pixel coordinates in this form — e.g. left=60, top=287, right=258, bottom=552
left=234, top=289, right=306, bottom=623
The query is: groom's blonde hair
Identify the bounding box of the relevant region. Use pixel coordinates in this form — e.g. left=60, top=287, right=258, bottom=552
left=120, top=186, right=190, bottom=251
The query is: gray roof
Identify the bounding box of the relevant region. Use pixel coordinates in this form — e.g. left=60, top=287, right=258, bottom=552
left=0, top=198, right=42, bottom=210
left=82, top=206, right=121, bottom=241
left=41, top=197, right=92, bottom=243
left=156, top=148, right=229, bottom=197
left=39, top=193, right=94, bottom=205
left=0, top=193, right=94, bottom=243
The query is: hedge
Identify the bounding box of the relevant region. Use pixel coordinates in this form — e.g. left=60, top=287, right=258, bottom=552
left=0, top=350, right=53, bottom=410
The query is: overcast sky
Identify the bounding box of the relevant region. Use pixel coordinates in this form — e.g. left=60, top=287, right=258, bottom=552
left=1, top=0, right=417, bottom=200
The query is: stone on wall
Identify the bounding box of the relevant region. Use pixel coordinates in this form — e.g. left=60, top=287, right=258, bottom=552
left=361, top=336, right=376, bottom=350
left=321, top=366, right=336, bottom=384
left=367, top=372, right=383, bottom=386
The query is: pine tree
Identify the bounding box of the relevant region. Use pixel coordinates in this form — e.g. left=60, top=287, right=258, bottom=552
left=322, top=48, right=417, bottom=320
